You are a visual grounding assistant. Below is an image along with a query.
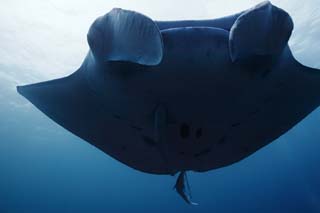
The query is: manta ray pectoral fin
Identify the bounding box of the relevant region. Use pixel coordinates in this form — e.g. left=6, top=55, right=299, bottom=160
left=174, top=171, right=198, bottom=205
left=87, top=8, right=163, bottom=66
left=229, top=1, right=293, bottom=63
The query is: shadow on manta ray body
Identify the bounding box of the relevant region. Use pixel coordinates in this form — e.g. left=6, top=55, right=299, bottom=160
left=17, top=1, right=320, bottom=205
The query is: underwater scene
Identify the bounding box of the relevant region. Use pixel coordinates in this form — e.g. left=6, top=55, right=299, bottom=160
left=1, top=0, right=320, bottom=212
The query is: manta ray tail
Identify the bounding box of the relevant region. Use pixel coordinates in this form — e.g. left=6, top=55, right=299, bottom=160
left=174, top=171, right=198, bottom=205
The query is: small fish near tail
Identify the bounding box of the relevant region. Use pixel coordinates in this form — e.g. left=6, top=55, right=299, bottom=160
left=174, top=171, right=198, bottom=205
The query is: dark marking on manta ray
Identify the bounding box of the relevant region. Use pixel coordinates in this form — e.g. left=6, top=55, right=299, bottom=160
left=121, top=145, right=127, bottom=151
left=194, top=148, right=211, bottom=158
left=180, top=123, right=190, bottom=139
left=142, top=135, right=157, bottom=146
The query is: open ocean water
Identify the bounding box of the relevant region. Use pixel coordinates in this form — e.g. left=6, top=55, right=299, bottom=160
left=1, top=0, right=320, bottom=212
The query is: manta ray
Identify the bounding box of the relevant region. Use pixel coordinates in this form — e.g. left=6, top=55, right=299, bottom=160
left=17, top=1, right=320, bottom=204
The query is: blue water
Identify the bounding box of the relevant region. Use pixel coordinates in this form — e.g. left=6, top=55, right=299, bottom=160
left=1, top=1, right=320, bottom=212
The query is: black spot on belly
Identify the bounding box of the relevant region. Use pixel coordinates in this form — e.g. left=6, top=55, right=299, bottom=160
left=180, top=123, right=190, bottom=139
left=121, top=146, right=127, bottom=151
left=194, top=148, right=211, bottom=158
left=142, top=136, right=156, bottom=146
left=195, top=128, right=202, bottom=139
